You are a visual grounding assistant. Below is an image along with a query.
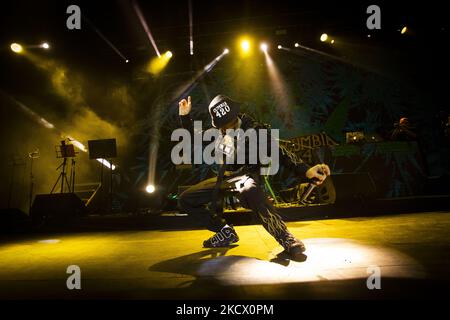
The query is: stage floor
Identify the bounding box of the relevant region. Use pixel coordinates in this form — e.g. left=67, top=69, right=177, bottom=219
left=1, top=211, right=450, bottom=299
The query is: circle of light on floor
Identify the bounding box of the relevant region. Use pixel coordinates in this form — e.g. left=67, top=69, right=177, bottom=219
left=196, top=238, right=425, bottom=285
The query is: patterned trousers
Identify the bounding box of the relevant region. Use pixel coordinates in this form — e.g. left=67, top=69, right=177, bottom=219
left=178, top=174, right=299, bottom=250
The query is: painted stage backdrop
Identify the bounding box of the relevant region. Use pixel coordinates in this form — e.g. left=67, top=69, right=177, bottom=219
left=125, top=50, right=448, bottom=207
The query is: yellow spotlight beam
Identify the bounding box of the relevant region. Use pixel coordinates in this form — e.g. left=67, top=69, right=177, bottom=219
left=146, top=49, right=229, bottom=191
left=262, top=50, right=293, bottom=117
left=148, top=50, right=173, bottom=75
left=1, top=91, right=116, bottom=171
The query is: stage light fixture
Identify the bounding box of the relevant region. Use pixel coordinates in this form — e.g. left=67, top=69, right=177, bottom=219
left=223, top=48, right=229, bottom=54
left=331, top=39, right=335, bottom=44
left=346, top=131, right=365, bottom=144
left=148, top=50, right=173, bottom=74
left=10, top=43, right=23, bottom=53
left=146, top=184, right=155, bottom=193
left=237, top=37, right=254, bottom=57
left=125, top=59, right=129, bottom=63
left=241, top=40, right=250, bottom=52
left=41, top=42, right=50, bottom=49
left=294, top=43, right=299, bottom=47
left=277, top=45, right=282, bottom=49
left=401, top=26, right=407, bottom=34
left=260, top=43, right=268, bottom=52
left=320, top=33, right=328, bottom=42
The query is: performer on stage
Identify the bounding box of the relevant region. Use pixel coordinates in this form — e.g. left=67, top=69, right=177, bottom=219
left=177, top=95, right=330, bottom=257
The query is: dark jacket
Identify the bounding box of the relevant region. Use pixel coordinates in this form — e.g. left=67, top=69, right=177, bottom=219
left=179, top=112, right=310, bottom=179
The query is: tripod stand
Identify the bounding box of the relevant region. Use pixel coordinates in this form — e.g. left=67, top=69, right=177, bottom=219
left=51, top=157, right=71, bottom=193
left=51, top=141, right=77, bottom=194
left=28, top=149, right=40, bottom=212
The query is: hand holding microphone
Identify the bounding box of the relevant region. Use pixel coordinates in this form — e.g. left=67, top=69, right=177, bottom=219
left=305, top=163, right=331, bottom=184
left=301, top=164, right=331, bottom=204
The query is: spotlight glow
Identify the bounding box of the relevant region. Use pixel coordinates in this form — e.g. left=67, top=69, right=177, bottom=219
left=148, top=50, right=173, bottom=75
left=260, top=43, right=268, bottom=52
left=401, top=26, right=407, bottom=34
left=96, top=158, right=116, bottom=170
left=223, top=48, right=229, bottom=54
left=241, top=40, right=250, bottom=52
left=125, top=59, right=129, bottom=63
left=320, top=33, right=328, bottom=42
left=277, top=45, right=282, bottom=49
left=237, top=36, right=255, bottom=57
left=41, top=42, right=50, bottom=49
left=331, top=39, right=335, bottom=44
left=294, top=43, right=299, bottom=47
left=10, top=43, right=23, bottom=53
left=197, top=238, right=424, bottom=285
left=146, top=184, right=155, bottom=193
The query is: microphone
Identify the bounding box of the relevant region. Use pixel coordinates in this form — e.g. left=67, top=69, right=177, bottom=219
left=300, top=171, right=326, bottom=204
left=300, top=182, right=317, bottom=204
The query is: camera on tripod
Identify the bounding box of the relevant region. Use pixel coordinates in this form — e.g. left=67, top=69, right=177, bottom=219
left=56, top=140, right=76, bottom=159
left=51, top=140, right=78, bottom=194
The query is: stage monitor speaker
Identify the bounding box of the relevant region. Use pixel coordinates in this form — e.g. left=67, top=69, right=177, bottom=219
left=329, top=172, right=377, bottom=205
left=30, top=193, right=86, bottom=225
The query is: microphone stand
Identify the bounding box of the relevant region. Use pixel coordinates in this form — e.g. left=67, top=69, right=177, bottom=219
left=28, top=149, right=40, bottom=214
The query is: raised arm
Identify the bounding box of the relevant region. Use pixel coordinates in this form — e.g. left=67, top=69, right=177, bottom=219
left=178, top=96, right=193, bottom=129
